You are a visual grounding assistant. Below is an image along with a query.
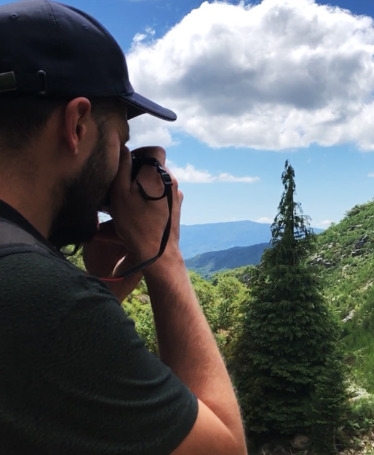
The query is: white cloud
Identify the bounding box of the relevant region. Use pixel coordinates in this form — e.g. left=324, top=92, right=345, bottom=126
left=131, top=27, right=155, bottom=46
left=128, top=115, right=177, bottom=149
left=256, top=217, right=273, bottom=224
left=132, top=33, right=148, bottom=44
left=167, top=162, right=260, bottom=183
left=127, top=0, right=374, bottom=150
left=368, top=172, right=374, bottom=177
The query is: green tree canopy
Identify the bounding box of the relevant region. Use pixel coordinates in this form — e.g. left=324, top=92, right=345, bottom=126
left=233, top=161, right=347, bottom=453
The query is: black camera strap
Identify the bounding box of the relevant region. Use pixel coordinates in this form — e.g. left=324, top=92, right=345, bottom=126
left=117, top=156, right=173, bottom=277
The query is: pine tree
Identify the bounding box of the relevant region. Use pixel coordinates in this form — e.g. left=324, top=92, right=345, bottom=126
left=234, top=161, right=347, bottom=453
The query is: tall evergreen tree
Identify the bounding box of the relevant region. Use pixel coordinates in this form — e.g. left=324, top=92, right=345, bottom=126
left=234, top=161, right=347, bottom=453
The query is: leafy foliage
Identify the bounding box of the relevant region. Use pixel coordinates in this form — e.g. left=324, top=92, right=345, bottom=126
left=233, top=161, right=347, bottom=453
left=123, top=280, right=158, bottom=354
left=64, top=193, right=374, bottom=449
left=314, top=199, right=374, bottom=392
left=120, top=271, right=248, bottom=360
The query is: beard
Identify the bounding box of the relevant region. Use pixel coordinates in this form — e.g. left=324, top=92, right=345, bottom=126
left=48, top=129, right=112, bottom=250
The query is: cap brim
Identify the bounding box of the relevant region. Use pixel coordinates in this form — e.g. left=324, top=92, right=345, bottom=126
left=121, top=92, right=177, bottom=121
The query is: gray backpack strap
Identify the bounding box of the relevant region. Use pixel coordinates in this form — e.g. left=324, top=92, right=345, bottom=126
left=0, top=218, right=54, bottom=258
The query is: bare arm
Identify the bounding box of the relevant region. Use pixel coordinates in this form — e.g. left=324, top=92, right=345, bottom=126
left=86, top=146, right=247, bottom=455
left=144, top=251, right=247, bottom=455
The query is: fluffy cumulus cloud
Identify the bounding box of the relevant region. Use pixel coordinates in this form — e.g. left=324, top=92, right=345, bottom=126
left=127, top=0, right=374, bottom=150
left=127, top=115, right=177, bottom=149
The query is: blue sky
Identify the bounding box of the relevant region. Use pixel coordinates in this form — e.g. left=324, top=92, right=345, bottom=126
left=3, top=0, right=374, bottom=228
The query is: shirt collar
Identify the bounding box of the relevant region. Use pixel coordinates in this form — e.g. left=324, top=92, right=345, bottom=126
left=0, top=199, right=57, bottom=253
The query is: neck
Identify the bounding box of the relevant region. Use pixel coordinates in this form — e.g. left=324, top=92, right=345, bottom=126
left=0, top=151, right=63, bottom=240
left=0, top=185, right=55, bottom=239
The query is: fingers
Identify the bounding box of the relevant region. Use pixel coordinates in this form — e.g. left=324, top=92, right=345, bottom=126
left=83, top=145, right=180, bottom=293
left=101, top=274, right=142, bottom=302
left=105, top=144, right=183, bottom=268
left=93, top=220, right=122, bottom=243
left=82, top=232, right=128, bottom=277
left=99, top=253, right=143, bottom=302
left=109, top=146, right=167, bottom=207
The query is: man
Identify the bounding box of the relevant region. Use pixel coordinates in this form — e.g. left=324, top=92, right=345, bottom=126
left=0, top=1, right=247, bottom=454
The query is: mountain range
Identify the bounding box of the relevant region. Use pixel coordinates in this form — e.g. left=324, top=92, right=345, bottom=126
left=184, top=242, right=270, bottom=277
left=180, top=220, right=272, bottom=259
left=180, top=220, right=323, bottom=276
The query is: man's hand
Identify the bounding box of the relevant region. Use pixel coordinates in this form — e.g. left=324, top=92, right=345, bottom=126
left=109, top=146, right=182, bottom=269
left=82, top=220, right=142, bottom=301
left=82, top=145, right=179, bottom=301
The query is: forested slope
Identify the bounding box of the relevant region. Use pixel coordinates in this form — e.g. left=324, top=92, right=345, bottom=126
left=312, top=199, right=374, bottom=391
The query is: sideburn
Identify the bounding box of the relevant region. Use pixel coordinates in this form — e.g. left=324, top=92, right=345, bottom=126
left=48, top=124, right=111, bottom=249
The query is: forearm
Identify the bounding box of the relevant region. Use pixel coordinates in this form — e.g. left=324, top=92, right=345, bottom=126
left=106, top=146, right=247, bottom=453
left=143, top=250, right=246, bottom=452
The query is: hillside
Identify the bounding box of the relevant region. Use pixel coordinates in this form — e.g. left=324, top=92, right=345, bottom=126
left=185, top=242, right=269, bottom=277
left=310, top=200, right=374, bottom=391
left=314, top=201, right=374, bottom=313
left=184, top=199, right=374, bottom=391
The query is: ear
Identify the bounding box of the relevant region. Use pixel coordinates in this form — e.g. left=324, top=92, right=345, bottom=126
left=63, top=97, right=93, bottom=155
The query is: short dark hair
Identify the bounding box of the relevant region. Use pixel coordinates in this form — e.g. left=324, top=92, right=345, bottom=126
left=0, top=96, right=127, bottom=151
left=0, top=96, right=65, bottom=150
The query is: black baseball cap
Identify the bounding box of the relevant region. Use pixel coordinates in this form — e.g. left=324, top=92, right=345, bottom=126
left=0, top=0, right=177, bottom=121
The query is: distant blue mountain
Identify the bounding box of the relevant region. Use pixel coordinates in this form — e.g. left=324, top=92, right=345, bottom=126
left=179, top=220, right=324, bottom=260
left=180, top=220, right=271, bottom=259
left=185, top=242, right=270, bottom=277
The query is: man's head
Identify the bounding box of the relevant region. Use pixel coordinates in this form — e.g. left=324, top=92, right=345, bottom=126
left=48, top=98, right=129, bottom=249
left=0, top=1, right=176, bottom=248
left=0, top=95, right=128, bottom=248
left=48, top=123, right=107, bottom=248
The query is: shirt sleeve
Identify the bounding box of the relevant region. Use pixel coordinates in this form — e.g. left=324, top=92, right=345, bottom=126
left=0, top=253, right=198, bottom=455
